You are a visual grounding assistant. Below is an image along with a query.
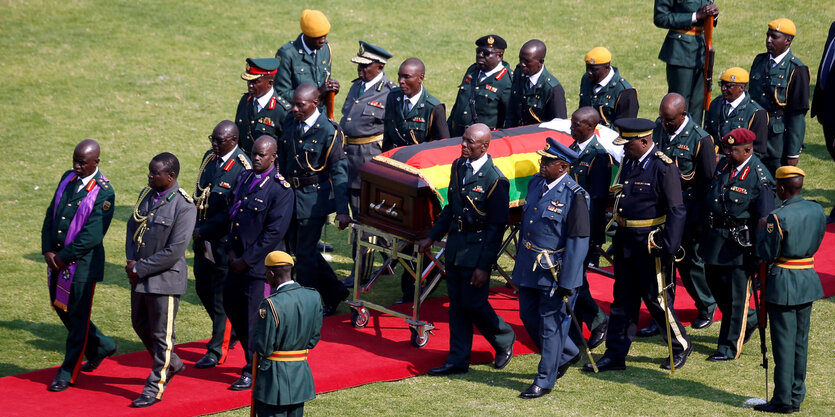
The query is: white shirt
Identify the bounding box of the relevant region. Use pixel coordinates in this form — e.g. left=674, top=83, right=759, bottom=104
left=275, top=281, right=295, bottom=291
left=77, top=167, right=99, bottom=192
left=466, top=152, right=489, bottom=175
left=544, top=172, right=569, bottom=193
left=730, top=154, right=753, bottom=177
left=595, top=67, right=615, bottom=93
left=528, top=65, right=546, bottom=87
left=770, top=48, right=791, bottom=67
left=300, top=109, right=321, bottom=133
left=635, top=145, right=654, bottom=165
left=669, top=115, right=690, bottom=141
left=575, top=134, right=596, bottom=153
left=255, top=88, right=274, bottom=112
left=219, top=147, right=237, bottom=164
left=361, top=71, right=384, bottom=94
left=404, top=86, right=424, bottom=111
left=726, top=92, right=747, bottom=115
left=480, top=62, right=504, bottom=81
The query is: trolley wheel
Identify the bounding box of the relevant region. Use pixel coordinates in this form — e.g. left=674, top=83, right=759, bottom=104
left=350, top=307, right=370, bottom=328
left=410, top=326, right=430, bottom=348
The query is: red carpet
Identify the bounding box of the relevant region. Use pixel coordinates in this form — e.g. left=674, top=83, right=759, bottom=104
left=3, top=224, right=835, bottom=416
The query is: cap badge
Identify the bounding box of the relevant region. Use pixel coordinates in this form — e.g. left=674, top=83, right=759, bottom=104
left=487, top=36, right=494, bottom=47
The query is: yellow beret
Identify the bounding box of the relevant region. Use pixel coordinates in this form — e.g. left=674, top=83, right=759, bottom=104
left=300, top=9, right=330, bottom=38
left=769, top=18, right=796, bottom=37
left=584, top=47, right=612, bottom=65
left=720, top=67, right=749, bottom=83
left=775, top=166, right=805, bottom=179
left=265, top=251, right=294, bottom=267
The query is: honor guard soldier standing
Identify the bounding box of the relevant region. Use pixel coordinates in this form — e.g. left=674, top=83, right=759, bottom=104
left=701, top=128, right=774, bottom=362
left=749, top=18, right=811, bottom=175
left=513, top=138, right=590, bottom=399
left=448, top=34, right=512, bottom=136
left=279, top=84, right=350, bottom=316
left=654, top=0, right=719, bottom=125
left=382, top=57, right=450, bottom=151
left=584, top=118, right=692, bottom=373
left=125, top=153, right=197, bottom=407
left=42, top=139, right=117, bottom=392
left=579, top=47, right=639, bottom=128
left=224, top=136, right=295, bottom=391
left=704, top=67, right=769, bottom=156
left=192, top=121, right=251, bottom=369
left=252, top=251, right=322, bottom=417
left=566, top=107, right=610, bottom=349
left=505, top=39, right=567, bottom=128
left=418, top=124, right=516, bottom=376
left=236, top=58, right=292, bottom=154
left=274, top=9, right=340, bottom=111
left=754, top=167, right=825, bottom=414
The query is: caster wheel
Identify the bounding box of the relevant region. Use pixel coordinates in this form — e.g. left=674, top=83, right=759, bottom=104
left=410, top=327, right=430, bottom=347
left=350, top=307, right=370, bottom=328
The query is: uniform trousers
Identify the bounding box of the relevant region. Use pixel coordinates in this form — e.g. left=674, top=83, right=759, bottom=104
left=287, top=216, right=347, bottom=307
left=255, top=400, right=303, bottom=417
left=518, top=287, right=579, bottom=389
left=194, top=239, right=234, bottom=362
left=570, top=270, right=607, bottom=345
left=131, top=292, right=184, bottom=399
left=767, top=302, right=813, bottom=408
left=666, top=64, right=705, bottom=125
left=704, top=264, right=758, bottom=358
left=678, top=232, right=716, bottom=317
left=223, top=275, right=269, bottom=374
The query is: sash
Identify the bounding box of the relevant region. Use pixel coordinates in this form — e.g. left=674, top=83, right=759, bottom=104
left=228, top=167, right=274, bottom=220
left=47, top=173, right=105, bottom=311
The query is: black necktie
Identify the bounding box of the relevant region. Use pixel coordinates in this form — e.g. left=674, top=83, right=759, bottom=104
left=723, top=101, right=731, bottom=116
left=463, top=162, right=473, bottom=184
left=570, top=143, right=580, bottom=152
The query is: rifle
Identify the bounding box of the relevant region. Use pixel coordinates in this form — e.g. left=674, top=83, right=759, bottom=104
left=324, top=70, right=335, bottom=121
left=750, top=261, right=769, bottom=400
left=703, top=15, right=716, bottom=113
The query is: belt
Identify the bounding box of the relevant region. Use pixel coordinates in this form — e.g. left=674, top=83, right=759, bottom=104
left=266, top=349, right=309, bottom=361
left=775, top=257, right=814, bottom=269
left=454, top=215, right=485, bottom=233
left=672, top=27, right=703, bottom=36
left=288, top=173, right=328, bottom=188
left=616, top=215, right=666, bottom=228
left=522, top=239, right=565, bottom=255
left=768, top=109, right=785, bottom=118
left=345, top=134, right=383, bottom=145
left=707, top=213, right=747, bottom=229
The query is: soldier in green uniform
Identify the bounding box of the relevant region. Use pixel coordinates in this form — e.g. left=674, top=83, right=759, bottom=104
left=191, top=121, right=251, bottom=369
left=236, top=58, right=292, bottom=154
left=382, top=57, right=450, bottom=151
left=701, top=128, right=774, bottom=362
left=654, top=0, right=719, bottom=125
left=449, top=34, right=512, bottom=135
left=42, top=139, right=117, bottom=392
left=505, top=39, right=567, bottom=128
left=418, top=124, right=516, bottom=376
left=274, top=9, right=340, bottom=111
left=754, top=166, right=825, bottom=414
left=749, top=18, right=811, bottom=175
left=252, top=251, right=322, bottom=417
left=704, top=67, right=769, bottom=157
left=579, top=47, right=639, bottom=128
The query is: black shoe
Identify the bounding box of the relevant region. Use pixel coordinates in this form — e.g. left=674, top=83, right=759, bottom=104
left=557, top=353, right=581, bottom=379
left=661, top=344, right=693, bottom=370
left=195, top=354, right=218, bottom=369
left=706, top=351, right=732, bottom=361
left=588, top=319, right=608, bottom=350
left=229, top=373, right=252, bottom=390
left=317, top=241, right=334, bottom=252
left=691, top=311, right=714, bottom=329
left=637, top=322, right=660, bottom=337
left=519, top=384, right=551, bottom=399
left=48, top=377, right=70, bottom=392
left=494, top=334, right=515, bottom=369
left=131, top=394, right=160, bottom=408
left=753, top=401, right=794, bottom=414
left=427, top=363, right=468, bottom=376
left=81, top=345, right=118, bottom=372
left=744, top=323, right=758, bottom=344
left=583, top=356, right=625, bottom=372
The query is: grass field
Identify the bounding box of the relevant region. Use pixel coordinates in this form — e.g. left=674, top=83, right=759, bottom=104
left=1, top=0, right=834, bottom=415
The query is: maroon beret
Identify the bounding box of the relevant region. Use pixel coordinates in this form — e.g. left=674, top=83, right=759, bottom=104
left=723, top=128, right=756, bottom=146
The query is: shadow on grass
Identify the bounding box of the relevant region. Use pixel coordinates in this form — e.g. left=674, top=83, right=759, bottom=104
left=0, top=319, right=144, bottom=356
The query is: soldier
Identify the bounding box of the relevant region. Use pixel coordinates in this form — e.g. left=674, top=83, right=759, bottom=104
left=567, top=107, right=610, bottom=350
left=754, top=166, right=826, bottom=414
left=236, top=58, right=292, bottom=154
left=704, top=67, right=769, bottom=157
left=749, top=18, right=811, bottom=175
left=278, top=84, right=350, bottom=316
left=513, top=138, right=590, bottom=399
left=191, top=121, right=251, bottom=369
left=224, top=136, right=294, bottom=391
left=449, top=34, right=512, bottom=136
left=811, top=21, right=835, bottom=165
left=252, top=251, right=323, bottom=417
left=418, top=124, right=516, bottom=376
left=274, top=9, right=340, bottom=111
left=382, top=57, right=450, bottom=151
left=42, top=139, right=117, bottom=392
left=654, top=0, right=719, bottom=125
left=505, top=39, right=566, bottom=128
left=639, top=93, right=717, bottom=338
left=701, top=128, right=774, bottom=362
left=579, top=47, right=639, bottom=128
left=125, top=153, right=197, bottom=407
left=339, top=41, right=396, bottom=288
left=583, top=118, right=692, bottom=373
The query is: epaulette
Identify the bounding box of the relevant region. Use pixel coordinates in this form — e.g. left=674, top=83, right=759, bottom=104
left=568, top=182, right=582, bottom=193
left=424, top=93, right=441, bottom=107
left=237, top=154, right=252, bottom=170
left=274, top=173, right=291, bottom=188
left=178, top=188, right=194, bottom=204
left=495, top=67, right=508, bottom=81
left=96, top=177, right=110, bottom=190
left=275, top=95, right=291, bottom=110
left=264, top=298, right=279, bottom=327
left=655, top=151, right=673, bottom=164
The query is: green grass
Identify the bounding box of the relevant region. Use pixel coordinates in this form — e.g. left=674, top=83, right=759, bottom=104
left=1, top=0, right=834, bottom=415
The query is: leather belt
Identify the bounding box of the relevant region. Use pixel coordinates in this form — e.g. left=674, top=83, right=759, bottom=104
left=775, top=257, right=814, bottom=269
left=288, top=173, right=328, bottom=188
left=616, top=215, right=666, bottom=228
left=345, top=134, right=383, bottom=145
left=266, top=349, right=309, bottom=361
left=707, top=213, right=747, bottom=229
left=673, top=27, right=703, bottom=36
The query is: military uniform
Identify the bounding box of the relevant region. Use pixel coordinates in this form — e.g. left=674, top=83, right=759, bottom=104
left=505, top=65, right=567, bottom=128
left=382, top=87, right=450, bottom=151
left=428, top=155, right=515, bottom=369
left=42, top=170, right=117, bottom=385
left=253, top=281, right=323, bottom=417
left=449, top=62, right=512, bottom=135
left=579, top=67, right=639, bottom=128
left=704, top=92, right=769, bottom=156
left=654, top=116, right=717, bottom=322
left=654, top=0, right=712, bottom=125
left=235, top=89, right=292, bottom=154
left=192, top=147, right=251, bottom=364
left=126, top=183, right=197, bottom=401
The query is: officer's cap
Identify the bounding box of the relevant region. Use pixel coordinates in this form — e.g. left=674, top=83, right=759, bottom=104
left=300, top=9, right=330, bottom=38
left=720, top=67, right=749, bottom=84
left=722, top=128, right=756, bottom=146
left=584, top=47, right=612, bottom=65
left=351, top=41, right=392, bottom=65
left=769, top=18, right=796, bottom=37
left=537, top=137, right=578, bottom=163
left=775, top=166, right=805, bottom=179
left=612, top=118, right=655, bottom=145
left=475, top=34, right=507, bottom=50
left=241, top=58, right=279, bottom=81
left=265, top=251, right=294, bottom=267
